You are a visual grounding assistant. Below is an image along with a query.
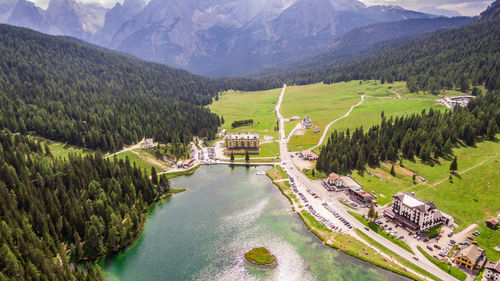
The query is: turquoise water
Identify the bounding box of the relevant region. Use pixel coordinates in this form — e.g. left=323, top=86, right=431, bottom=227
left=101, top=165, right=407, bottom=280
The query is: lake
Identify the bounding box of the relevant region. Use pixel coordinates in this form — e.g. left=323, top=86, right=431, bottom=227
left=101, top=165, right=407, bottom=281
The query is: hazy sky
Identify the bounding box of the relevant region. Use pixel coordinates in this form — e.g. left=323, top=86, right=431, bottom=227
left=359, top=0, right=494, bottom=16
left=32, top=0, right=494, bottom=17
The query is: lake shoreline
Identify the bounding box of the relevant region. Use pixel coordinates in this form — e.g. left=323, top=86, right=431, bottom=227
left=265, top=165, right=423, bottom=281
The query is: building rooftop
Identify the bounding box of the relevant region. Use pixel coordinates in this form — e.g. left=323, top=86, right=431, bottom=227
left=340, top=176, right=362, bottom=189
left=456, top=245, right=484, bottom=263
left=485, top=261, right=500, bottom=273
left=329, top=172, right=340, bottom=181
left=227, top=134, right=259, bottom=140
left=393, top=192, right=436, bottom=212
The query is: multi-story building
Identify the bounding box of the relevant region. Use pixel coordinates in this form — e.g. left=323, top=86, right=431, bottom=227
left=225, top=134, right=260, bottom=153
left=485, top=261, right=500, bottom=280
left=388, top=192, right=453, bottom=231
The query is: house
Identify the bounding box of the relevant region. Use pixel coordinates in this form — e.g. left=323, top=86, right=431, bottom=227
left=302, top=116, right=312, bottom=128
left=183, top=159, right=195, bottom=168
left=454, top=245, right=487, bottom=271
left=299, top=150, right=318, bottom=160
left=313, top=126, right=320, bottom=133
left=225, top=134, right=260, bottom=154
left=388, top=192, right=453, bottom=231
left=347, top=188, right=373, bottom=204
left=327, top=173, right=344, bottom=187
left=486, top=217, right=499, bottom=229
left=217, top=129, right=227, bottom=138
left=176, top=161, right=184, bottom=168
left=144, top=138, right=154, bottom=148
left=485, top=261, right=500, bottom=280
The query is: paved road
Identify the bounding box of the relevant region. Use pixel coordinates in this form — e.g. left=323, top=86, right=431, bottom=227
left=274, top=84, right=457, bottom=281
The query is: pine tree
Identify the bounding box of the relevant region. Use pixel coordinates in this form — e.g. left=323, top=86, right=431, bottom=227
left=230, top=152, right=234, bottom=162
left=390, top=165, right=396, bottom=177
left=487, top=119, right=497, bottom=140
left=449, top=157, right=458, bottom=173
left=245, top=152, right=250, bottom=162
left=151, top=167, right=158, bottom=185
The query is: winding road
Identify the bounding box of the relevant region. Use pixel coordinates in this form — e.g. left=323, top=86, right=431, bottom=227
left=310, top=95, right=365, bottom=150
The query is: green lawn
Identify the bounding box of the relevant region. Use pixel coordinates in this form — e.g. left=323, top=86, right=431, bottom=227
left=113, top=151, right=163, bottom=174
left=280, top=81, right=444, bottom=151
left=45, top=142, right=92, bottom=159
left=209, top=89, right=281, bottom=138
left=473, top=223, right=500, bottom=261
left=417, top=246, right=467, bottom=281
left=349, top=211, right=414, bottom=254
left=356, top=230, right=440, bottom=281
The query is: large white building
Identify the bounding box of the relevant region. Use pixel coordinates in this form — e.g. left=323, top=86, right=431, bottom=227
left=387, top=192, right=453, bottom=231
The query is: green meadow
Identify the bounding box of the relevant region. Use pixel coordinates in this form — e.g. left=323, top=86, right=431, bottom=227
left=209, top=88, right=281, bottom=138
left=112, top=150, right=163, bottom=174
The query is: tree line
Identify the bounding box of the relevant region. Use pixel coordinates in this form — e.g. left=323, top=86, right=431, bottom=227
left=256, top=6, right=500, bottom=93
left=0, top=132, right=170, bottom=280
left=231, top=119, right=254, bottom=128
left=0, top=25, right=283, bottom=152
left=316, top=90, right=500, bottom=174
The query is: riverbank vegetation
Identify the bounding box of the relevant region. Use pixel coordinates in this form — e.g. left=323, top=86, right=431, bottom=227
left=356, top=231, right=440, bottom=281
left=244, top=247, right=276, bottom=266
left=0, top=132, right=171, bottom=280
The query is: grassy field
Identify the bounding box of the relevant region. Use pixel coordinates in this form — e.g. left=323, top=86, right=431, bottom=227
left=280, top=81, right=444, bottom=151
left=43, top=141, right=91, bottom=159
left=355, top=230, right=440, bottom=281
left=417, top=246, right=467, bottom=281
left=113, top=151, right=163, bottom=174
left=209, top=89, right=281, bottom=138
left=473, top=223, right=500, bottom=261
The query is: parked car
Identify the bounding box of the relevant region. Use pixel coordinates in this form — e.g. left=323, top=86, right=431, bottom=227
left=364, top=227, right=370, bottom=231
left=434, top=244, right=441, bottom=249
left=427, top=245, right=433, bottom=251
left=472, top=241, right=478, bottom=245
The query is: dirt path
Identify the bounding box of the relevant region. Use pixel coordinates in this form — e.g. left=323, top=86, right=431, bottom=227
left=105, top=138, right=145, bottom=159
left=431, top=152, right=500, bottom=187
left=390, top=89, right=402, bottom=99
left=310, top=95, right=365, bottom=150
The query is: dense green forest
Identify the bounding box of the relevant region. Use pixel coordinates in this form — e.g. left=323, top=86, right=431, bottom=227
left=0, top=25, right=282, bottom=152
left=263, top=1, right=499, bottom=92
left=0, top=132, right=173, bottom=280
left=316, top=90, right=500, bottom=174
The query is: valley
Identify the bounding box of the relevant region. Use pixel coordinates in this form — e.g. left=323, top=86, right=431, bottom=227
left=0, top=1, right=499, bottom=281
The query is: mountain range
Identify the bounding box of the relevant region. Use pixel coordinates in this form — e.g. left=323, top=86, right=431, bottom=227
left=0, top=0, right=472, bottom=76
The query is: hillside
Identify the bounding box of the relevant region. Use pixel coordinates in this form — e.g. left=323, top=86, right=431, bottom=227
left=0, top=24, right=250, bottom=151
left=266, top=1, right=499, bottom=93
left=257, top=16, right=472, bottom=76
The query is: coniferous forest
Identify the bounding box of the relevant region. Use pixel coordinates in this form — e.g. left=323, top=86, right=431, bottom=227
left=264, top=4, right=500, bottom=93
left=0, top=133, right=171, bottom=280
left=316, top=90, right=500, bottom=174
left=0, top=25, right=282, bottom=152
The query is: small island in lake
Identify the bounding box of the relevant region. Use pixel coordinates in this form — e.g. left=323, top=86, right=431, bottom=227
left=244, top=247, right=276, bottom=267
